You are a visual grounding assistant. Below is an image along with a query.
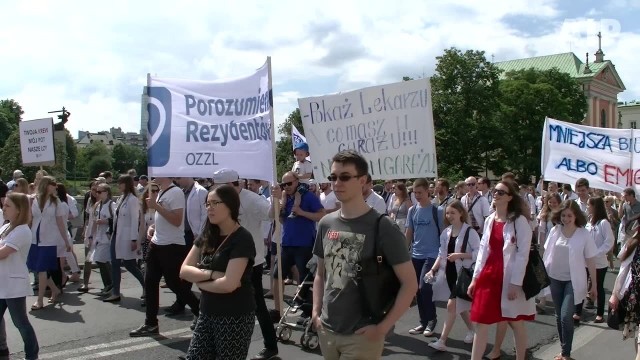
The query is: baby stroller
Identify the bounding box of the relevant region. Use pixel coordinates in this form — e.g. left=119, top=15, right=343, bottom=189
left=275, top=257, right=319, bottom=351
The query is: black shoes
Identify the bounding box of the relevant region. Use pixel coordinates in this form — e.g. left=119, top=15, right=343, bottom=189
left=164, top=303, right=185, bottom=316
left=251, top=348, right=278, bottom=360
left=129, top=324, right=159, bottom=337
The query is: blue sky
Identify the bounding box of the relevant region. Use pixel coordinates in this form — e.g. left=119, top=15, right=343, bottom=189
left=1, top=0, right=639, bottom=138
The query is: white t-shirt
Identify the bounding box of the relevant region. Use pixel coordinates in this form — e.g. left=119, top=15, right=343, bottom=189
left=152, top=186, right=185, bottom=246
left=292, top=160, right=314, bottom=184
left=365, top=191, right=387, bottom=214
left=0, top=224, right=33, bottom=298
left=320, top=190, right=338, bottom=211
left=238, top=189, right=270, bottom=266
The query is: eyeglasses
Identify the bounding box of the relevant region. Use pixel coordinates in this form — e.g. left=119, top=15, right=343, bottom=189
left=327, top=174, right=361, bottom=182
left=151, top=189, right=159, bottom=193
left=279, top=181, right=294, bottom=189
left=493, top=189, right=509, bottom=196
left=466, top=182, right=476, bottom=186
left=206, top=200, right=224, bottom=208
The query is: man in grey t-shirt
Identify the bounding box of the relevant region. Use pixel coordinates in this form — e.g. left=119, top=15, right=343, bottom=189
left=312, top=151, right=417, bottom=359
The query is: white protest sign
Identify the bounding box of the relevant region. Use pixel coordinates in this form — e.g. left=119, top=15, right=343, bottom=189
left=19, top=118, right=56, bottom=166
left=298, top=79, right=437, bottom=181
left=291, top=124, right=310, bottom=161
left=147, top=59, right=274, bottom=181
left=541, top=117, right=636, bottom=193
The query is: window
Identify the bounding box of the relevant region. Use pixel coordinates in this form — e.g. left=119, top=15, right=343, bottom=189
left=632, top=121, right=637, bottom=129
left=600, top=109, right=607, bottom=128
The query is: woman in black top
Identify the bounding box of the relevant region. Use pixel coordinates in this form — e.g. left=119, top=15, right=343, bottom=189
left=180, top=184, right=256, bottom=360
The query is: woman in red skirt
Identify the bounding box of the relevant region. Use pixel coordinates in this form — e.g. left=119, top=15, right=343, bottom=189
left=467, top=180, right=535, bottom=360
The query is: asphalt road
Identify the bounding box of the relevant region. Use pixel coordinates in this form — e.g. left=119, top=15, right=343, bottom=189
left=3, top=246, right=630, bottom=359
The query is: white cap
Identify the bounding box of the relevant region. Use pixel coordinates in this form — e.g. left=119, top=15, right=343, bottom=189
left=13, top=170, right=24, bottom=178
left=212, top=168, right=239, bottom=184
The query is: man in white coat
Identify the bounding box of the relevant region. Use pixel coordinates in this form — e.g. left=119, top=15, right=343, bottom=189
left=164, top=177, right=208, bottom=316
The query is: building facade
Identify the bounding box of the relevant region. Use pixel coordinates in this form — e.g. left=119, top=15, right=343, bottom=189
left=619, top=101, right=640, bottom=129
left=76, top=127, right=145, bottom=149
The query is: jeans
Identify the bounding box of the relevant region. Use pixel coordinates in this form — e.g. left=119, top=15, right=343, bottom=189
left=550, top=278, right=575, bottom=357
left=575, top=267, right=608, bottom=317
left=0, top=297, right=39, bottom=360
left=252, top=265, right=278, bottom=351
left=145, top=243, right=199, bottom=326
left=110, top=238, right=145, bottom=296
left=412, top=257, right=437, bottom=326
left=274, top=246, right=313, bottom=301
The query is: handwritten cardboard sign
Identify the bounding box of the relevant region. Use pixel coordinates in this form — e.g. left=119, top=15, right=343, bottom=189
left=298, top=79, right=437, bottom=181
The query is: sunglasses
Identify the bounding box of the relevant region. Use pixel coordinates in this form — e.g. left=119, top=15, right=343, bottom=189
left=279, top=181, right=294, bottom=189
left=493, top=189, right=509, bottom=196
left=466, top=182, right=476, bottom=186
left=327, top=174, right=361, bottom=182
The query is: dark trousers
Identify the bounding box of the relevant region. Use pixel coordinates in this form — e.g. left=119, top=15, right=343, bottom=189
left=145, top=243, right=199, bottom=326
left=174, top=231, right=194, bottom=309
left=97, top=261, right=113, bottom=289
left=110, top=237, right=145, bottom=296
left=0, top=297, right=39, bottom=360
left=252, top=265, right=278, bottom=351
left=575, top=267, right=608, bottom=317
left=49, top=260, right=63, bottom=289
left=412, top=257, right=437, bottom=326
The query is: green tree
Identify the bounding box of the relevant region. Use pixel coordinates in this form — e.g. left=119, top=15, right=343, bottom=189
left=88, top=156, right=112, bottom=178
left=430, top=48, right=502, bottom=179
left=0, top=99, right=23, bottom=148
left=65, top=130, right=77, bottom=174
left=495, top=68, right=587, bottom=182
left=77, top=142, right=111, bottom=177
left=111, top=143, right=144, bottom=174
left=275, top=109, right=302, bottom=179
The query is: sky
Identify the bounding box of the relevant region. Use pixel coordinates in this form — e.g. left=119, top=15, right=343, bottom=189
left=2, top=0, right=640, bottom=139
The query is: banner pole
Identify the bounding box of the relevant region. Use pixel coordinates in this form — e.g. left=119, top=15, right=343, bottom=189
left=266, top=56, right=284, bottom=317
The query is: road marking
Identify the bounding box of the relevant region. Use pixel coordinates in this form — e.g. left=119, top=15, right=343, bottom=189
left=39, top=327, right=191, bottom=359
left=533, top=322, right=607, bottom=359
left=65, top=334, right=193, bottom=360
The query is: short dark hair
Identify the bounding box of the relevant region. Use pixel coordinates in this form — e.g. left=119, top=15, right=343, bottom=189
left=478, top=176, right=491, bottom=187
left=575, top=178, right=589, bottom=189
left=413, top=178, right=429, bottom=190
left=551, top=199, right=587, bottom=227
left=624, top=188, right=636, bottom=197
left=437, top=178, right=450, bottom=189
left=563, top=184, right=572, bottom=191
left=331, top=150, right=368, bottom=177
left=100, top=171, right=113, bottom=179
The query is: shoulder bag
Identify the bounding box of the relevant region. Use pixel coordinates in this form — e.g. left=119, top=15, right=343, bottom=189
left=454, top=227, right=473, bottom=301
left=515, top=222, right=550, bottom=300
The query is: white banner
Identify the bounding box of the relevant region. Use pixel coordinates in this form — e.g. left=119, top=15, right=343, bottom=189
left=298, top=79, right=437, bottom=181
left=147, top=60, right=274, bottom=181
left=19, top=118, right=55, bottom=166
left=291, top=124, right=310, bottom=161
left=541, top=117, right=635, bottom=193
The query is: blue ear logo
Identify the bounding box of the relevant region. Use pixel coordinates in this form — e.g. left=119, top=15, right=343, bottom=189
left=293, top=133, right=303, bottom=146
left=147, top=87, right=172, bottom=167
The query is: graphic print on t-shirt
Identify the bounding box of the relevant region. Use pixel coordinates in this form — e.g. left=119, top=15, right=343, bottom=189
left=324, top=230, right=365, bottom=290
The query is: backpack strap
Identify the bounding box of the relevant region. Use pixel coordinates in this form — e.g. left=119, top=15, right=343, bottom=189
left=374, top=214, right=386, bottom=262
left=460, top=227, right=472, bottom=253
left=432, top=205, right=441, bottom=235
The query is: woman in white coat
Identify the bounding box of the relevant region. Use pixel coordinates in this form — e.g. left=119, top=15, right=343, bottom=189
left=609, top=232, right=640, bottom=359
left=89, top=183, right=114, bottom=296
left=0, top=193, right=39, bottom=359
left=543, top=200, right=598, bottom=360
left=27, top=176, right=70, bottom=310
left=104, top=175, right=144, bottom=303
left=426, top=200, right=479, bottom=352
left=467, top=180, right=535, bottom=360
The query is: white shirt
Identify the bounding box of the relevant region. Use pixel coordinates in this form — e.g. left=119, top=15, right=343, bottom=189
left=548, top=236, right=572, bottom=281
left=563, top=191, right=578, bottom=201
left=152, top=186, right=185, bottom=246
left=365, top=191, right=387, bottom=214
left=460, top=192, right=491, bottom=232
left=184, top=182, right=208, bottom=238
left=238, top=189, right=271, bottom=266
left=586, top=219, right=615, bottom=269
left=320, top=190, right=338, bottom=211
left=67, top=194, right=79, bottom=219
left=31, top=198, right=66, bottom=246
left=0, top=224, right=33, bottom=298
left=576, top=197, right=589, bottom=217
left=292, top=160, right=314, bottom=184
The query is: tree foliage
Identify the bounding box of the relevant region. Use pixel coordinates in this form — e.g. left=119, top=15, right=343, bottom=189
left=0, top=99, right=23, bottom=148
left=77, top=142, right=111, bottom=177
left=111, top=143, right=144, bottom=174
left=430, top=48, right=502, bottom=180
left=88, top=156, right=112, bottom=178
left=275, top=109, right=302, bottom=180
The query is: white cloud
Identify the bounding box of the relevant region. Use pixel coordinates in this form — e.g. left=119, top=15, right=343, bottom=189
left=1, top=0, right=637, bottom=139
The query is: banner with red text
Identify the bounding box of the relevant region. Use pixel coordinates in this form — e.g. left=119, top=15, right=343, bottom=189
left=541, top=117, right=635, bottom=193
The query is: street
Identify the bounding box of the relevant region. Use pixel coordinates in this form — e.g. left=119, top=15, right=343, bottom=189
left=3, top=246, right=633, bottom=359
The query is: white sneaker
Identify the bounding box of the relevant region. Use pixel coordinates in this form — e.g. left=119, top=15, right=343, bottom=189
left=428, top=339, right=447, bottom=352
left=464, top=330, right=475, bottom=344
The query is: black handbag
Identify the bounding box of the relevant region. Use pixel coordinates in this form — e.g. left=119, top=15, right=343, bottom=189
left=454, top=228, right=473, bottom=301
left=515, top=224, right=550, bottom=300
left=355, top=214, right=401, bottom=324
left=608, top=297, right=627, bottom=330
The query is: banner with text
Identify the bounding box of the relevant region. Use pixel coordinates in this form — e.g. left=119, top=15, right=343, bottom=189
left=147, top=60, right=274, bottom=181
left=298, top=79, right=437, bottom=181
left=541, top=117, right=635, bottom=193
left=19, top=118, right=55, bottom=166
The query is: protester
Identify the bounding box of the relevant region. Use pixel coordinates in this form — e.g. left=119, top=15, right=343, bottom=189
left=180, top=184, right=256, bottom=359
left=89, top=183, right=115, bottom=296
left=79, top=179, right=105, bottom=293
left=0, top=193, right=39, bottom=360
left=312, top=150, right=417, bottom=359
left=138, top=182, right=159, bottom=275
left=468, top=180, right=534, bottom=360
left=389, top=183, right=412, bottom=229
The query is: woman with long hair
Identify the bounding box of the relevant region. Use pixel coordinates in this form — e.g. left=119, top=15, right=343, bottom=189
left=427, top=200, right=479, bottom=352
left=573, top=197, right=614, bottom=324
left=390, top=183, right=413, bottom=229
left=26, top=176, right=70, bottom=310
left=104, top=175, right=144, bottom=303
left=536, top=192, right=562, bottom=312
left=610, top=230, right=640, bottom=359
left=138, top=182, right=159, bottom=273
left=543, top=200, right=598, bottom=360
left=79, top=180, right=101, bottom=293
left=604, top=195, right=621, bottom=269
left=0, top=193, right=39, bottom=359
left=180, top=185, right=256, bottom=359
left=13, top=178, right=30, bottom=195
left=89, top=183, right=114, bottom=296
left=467, top=180, right=535, bottom=360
